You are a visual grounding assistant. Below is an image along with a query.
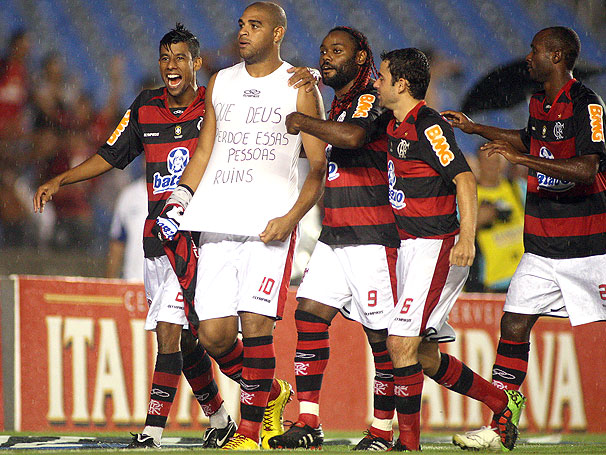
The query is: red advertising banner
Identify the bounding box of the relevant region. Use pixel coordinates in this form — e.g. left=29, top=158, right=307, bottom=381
left=1, top=276, right=604, bottom=433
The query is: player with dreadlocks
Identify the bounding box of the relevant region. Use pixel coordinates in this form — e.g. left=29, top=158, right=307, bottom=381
left=268, top=27, right=400, bottom=450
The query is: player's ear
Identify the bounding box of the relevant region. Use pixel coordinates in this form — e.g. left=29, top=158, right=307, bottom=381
left=397, top=78, right=408, bottom=95
left=356, top=49, right=368, bottom=66
left=551, top=49, right=562, bottom=65
left=273, top=26, right=285, bottom=44
left=193, top=56, right=203, bottom=72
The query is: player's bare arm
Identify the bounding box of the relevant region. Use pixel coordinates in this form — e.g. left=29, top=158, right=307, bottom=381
left=441, top=110, right=526, bottom=152
left=260, top=85, right=327, bottom=243
left=33, top=154, right=113, bottom=213
left=178, top=74, right=218, bottom=192
left=287, top=66, right=320, bottom=92
left=482, top=140, right=600, bottom=185
left=285, top=112, right=366, bottom=149
left=450, top=171, right=477, bottom=267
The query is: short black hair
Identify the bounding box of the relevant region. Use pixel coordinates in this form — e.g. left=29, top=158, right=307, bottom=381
left=380, top=48, right=430, bottom=100
left=247, top=2, right=287, bottom=30
left=540, top=26, right=581, bottom=71
left=159, top=23, right=200, bottom=59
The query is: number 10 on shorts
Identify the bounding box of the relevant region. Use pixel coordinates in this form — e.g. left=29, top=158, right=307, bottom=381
left=259, top=277, right=275, bottom=295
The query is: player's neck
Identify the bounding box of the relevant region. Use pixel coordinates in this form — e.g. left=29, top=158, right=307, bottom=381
left=543, top=71, right=573, bottom=104
left=167, top=84, right=198, bottom=108
left=334, top=79, right=356, bottom=100
left=393, top=96, right=421, bottom=123
left=244, top=54, right=283, bottom=78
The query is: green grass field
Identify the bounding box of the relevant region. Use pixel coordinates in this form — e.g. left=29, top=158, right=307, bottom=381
left=2, top=431, right=606, bottom=454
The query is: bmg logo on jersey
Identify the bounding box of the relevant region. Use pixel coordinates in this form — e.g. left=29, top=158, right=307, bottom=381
left=327, top=161, right=340, bottom=181
left=152, top=147, right=190, bottom=194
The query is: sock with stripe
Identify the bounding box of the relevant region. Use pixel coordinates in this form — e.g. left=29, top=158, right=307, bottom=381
left=215, top=339, right=243, bottom=383
left=237, top=335, right=276, bottom=442
left=393, top=363, right=423, bottom=451
left=294, top=309, right=330, bottom=428
left=429, top=353, right=508, bottom=414
left=143, top=351, right=183, bottom=443
left=369, top=340, right=395, bottom=440
left=489, top=339, right=530, bottom=428
left=182, top=342, right=224, bottom=419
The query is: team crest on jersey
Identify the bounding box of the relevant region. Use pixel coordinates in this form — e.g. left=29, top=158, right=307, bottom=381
left=107, top=109, right=131, bottom=146
left=588, top=104, right=604, bottom=142
left=397, top=139, right=409, bottom=158
left=424, top=124, right=454, bottom=166
left=327, top=161, right=340, bottom=181
left=387, top=160, right=405, bottom=209
left=553, top=121, right=564, bottom=140
left=153, top=147, right=190, bottom=194
left=542, top=125, right=547, bottom=138
left=536, top=146, right=575, bottom=192
left=352, top=94, right=375, bottom=118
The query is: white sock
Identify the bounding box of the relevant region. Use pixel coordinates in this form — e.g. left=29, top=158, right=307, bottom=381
left=370, top=417, right=393, bottom=433
left=142, top=425, right=163, bottom=444
left=209, top=404, right=230, bottom=429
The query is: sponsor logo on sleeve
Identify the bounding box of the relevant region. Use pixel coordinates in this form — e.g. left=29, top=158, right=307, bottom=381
left=588, top=104, right=604, bottom=142
left=107, top=110, right=131, bottom=146
left=424, top=124, right=454, bottom=166
left=352, top=94, right=375, bottom=118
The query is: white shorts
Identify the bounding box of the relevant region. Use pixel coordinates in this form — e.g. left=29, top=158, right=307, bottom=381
left=144, top=255, right=188, bottom=331
left=389, top=236, right=468, bottom=341
left=193, top=232, right=296, bottom=321
left=296, top=242, right=398, bottom=330
left=505, top=252, right=606, bottom=326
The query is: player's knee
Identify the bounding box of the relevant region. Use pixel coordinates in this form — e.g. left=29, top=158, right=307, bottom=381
left=417, top=342, right=441, bottom=376
left=363, top=327, right=387, bottom=345
left=501, top=312, right=536, bottom=341
left=180, top=329, right=198, bottom=355
left=296, top=298, right=338, bottom=322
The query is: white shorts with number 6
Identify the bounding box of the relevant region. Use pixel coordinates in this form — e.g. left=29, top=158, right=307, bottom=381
left=296, top=241, right=398, bottom=330
left=389, top=236, right=468, bottom=341
left=193, top=232, right=296, bottom=320
left=144, top=255, right=188, bottom=331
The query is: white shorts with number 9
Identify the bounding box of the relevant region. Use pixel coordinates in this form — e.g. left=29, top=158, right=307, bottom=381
left=296, top=241, right=398, bottom=330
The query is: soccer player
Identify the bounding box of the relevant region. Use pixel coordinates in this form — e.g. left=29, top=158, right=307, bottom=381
left=266, top=26, right=399, bottom=450
left=33, top=24, right=236, bottom=449
left=373, top=48, right=526, bottom=451
left=153, top=2, right=327, bottom=450
left=443, top=26, right=606, bottom=451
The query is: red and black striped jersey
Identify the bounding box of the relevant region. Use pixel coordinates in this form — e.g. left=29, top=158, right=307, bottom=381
left=97, top=86, right=205, bottom=258
left=386, top=101, right=471, bottom=240
left=519, top=79, right=606, bottom=259
left=319, top=84, right=399, bottom=247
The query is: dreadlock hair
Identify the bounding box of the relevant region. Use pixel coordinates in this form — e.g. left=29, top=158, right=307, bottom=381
left=159, top=23, right=200, bottom=59
left=328, top=26, right=377, bottom=121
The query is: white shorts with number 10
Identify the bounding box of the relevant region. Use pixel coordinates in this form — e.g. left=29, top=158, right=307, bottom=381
left=296, top=241, right=398, bottom=330
left=193, top=232, right=296, bottom=320
left=389, top=236, right=468, bottom=341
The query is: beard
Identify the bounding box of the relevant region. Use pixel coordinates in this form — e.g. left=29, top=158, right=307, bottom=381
left=322, top=58, right=360, bottom=91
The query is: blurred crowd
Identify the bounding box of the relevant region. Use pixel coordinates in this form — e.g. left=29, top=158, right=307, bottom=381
left=0, top=30, right=133, bottom=253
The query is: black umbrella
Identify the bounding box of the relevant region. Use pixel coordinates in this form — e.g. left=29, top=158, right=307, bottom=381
left=462, top=59, right=604, bottom=113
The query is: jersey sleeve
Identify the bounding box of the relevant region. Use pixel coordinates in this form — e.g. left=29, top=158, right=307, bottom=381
left=519, top=117, right=531, bottom=151
left=572, top=91, right=606, bottom=158
left=97, top=93, right=145, bottom=169
left=344, top=91, right=388, bottom=142
left=418, top=116, right=471, bottom=181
